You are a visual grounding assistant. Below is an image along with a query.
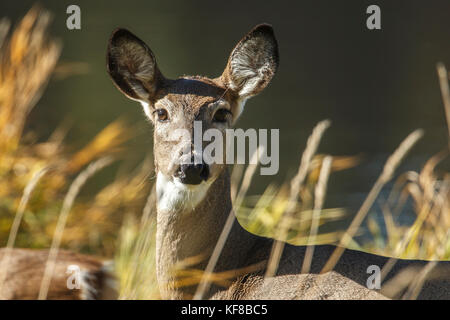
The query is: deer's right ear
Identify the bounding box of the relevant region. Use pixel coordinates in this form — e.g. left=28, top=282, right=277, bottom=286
left=107, top=28, right=164, bottom=103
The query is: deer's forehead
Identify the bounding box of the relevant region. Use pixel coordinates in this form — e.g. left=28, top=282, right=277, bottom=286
left=162, top=94, right=218, bottom=112
left=155, top=77, right=231, bottom=113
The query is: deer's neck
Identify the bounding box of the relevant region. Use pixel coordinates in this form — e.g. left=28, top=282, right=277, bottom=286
left=155, top=169, right=266, bottom=299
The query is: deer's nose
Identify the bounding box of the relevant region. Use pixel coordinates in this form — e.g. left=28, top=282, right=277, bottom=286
left=176, top=162, right=209, bottom=185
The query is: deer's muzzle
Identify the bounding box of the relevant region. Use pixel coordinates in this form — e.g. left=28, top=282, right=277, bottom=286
left=175, top=162, right=209, bottom=185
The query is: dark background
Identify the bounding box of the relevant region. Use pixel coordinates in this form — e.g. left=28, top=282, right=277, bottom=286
left=1, top=0, right=449, bottom=219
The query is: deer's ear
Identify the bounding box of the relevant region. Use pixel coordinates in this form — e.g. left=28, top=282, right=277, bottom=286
left=222, top=24, right=279, bottom=99
left=107, top=28, right=164, bottom=103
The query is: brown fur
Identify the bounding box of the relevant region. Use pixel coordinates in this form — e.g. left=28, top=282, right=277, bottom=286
left=0, top=248, right=117, bottom=300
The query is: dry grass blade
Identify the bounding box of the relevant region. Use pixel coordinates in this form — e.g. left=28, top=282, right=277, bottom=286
left=116, top=213, right=159, bottom=300
left=193, top=147, right=262, bottom=300
left=191, top=208, right=235, bottom=300
left=176, top=261, right=266, bottom=291
left=230, top=164, right=245, bottom=202
left=321, top=129, right=424, bottom=274
left=235, top=145, right=265, bottom=208
left=381, top=265, right=421, bottom=298
left=390, top=152, right=447, bottom=257
left=0, top=167, right=49, bottom=293
left=289, top=120, right=332, bottom=202
left=38, top=157, right=114, bottom=300
left=118, top=185, right=157, bottom=299
left=141, top=184, right=156, bottom=225
left=403, top=260, right=438, bottom=300
left=301, top=156, right=332, bottom=273
left=437, top=62, right=450, bottom=145
left=266, top=120, right=331, bottom=278
left=66, top=120, right=130, bottom=173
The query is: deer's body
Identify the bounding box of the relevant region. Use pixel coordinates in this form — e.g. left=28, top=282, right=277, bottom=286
left=0, top=248, right=117, bottom=300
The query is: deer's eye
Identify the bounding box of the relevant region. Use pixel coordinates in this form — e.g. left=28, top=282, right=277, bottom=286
left=213, top=109, right=231, bottom=123
left=154, top=109, right=169, bottom=122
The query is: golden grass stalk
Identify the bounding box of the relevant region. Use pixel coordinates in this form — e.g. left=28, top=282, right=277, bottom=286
left=230, top=164, right=245, bottom=202
left=301, top=156, right=332, bottom=274
left=234, top=145, right=265, bottom=208
left=176, top=261, right=266, bottom=292
left=38, top=157, right=113, bottom=300
left=380, top=265, right=422, bottom=298
left=116, top=213, right=159, bottom=299
left=391, top=153, right=446, bottom=256
left=265, top=120, right=331, bottom=278
left=66, top=120, right=130, bottom=173
left=437, top=62, right=450, bottom=145
left=117, top=184, right=157, bottom=299
left=0, top=166, right=48, bottom=292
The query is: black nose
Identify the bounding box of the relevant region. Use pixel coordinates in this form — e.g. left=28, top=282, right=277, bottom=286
left=176, top=162, right=209, bottom=185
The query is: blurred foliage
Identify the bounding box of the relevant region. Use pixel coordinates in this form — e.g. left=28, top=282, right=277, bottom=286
left=0, top=7, right=151, bottom=256
left=362, top=151, right=450, bottom=260
left=115, top=213, right=159, bottom=299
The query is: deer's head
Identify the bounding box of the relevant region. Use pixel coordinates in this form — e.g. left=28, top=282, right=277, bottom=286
left=107, top=24, right=278, bottom=212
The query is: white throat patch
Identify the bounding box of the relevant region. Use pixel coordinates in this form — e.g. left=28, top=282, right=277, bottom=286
left=156, top=172, right=211, bottom=213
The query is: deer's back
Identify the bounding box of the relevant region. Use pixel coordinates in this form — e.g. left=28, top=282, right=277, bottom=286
left=213, top=242, right=450, bottom=300
left=212, top=270, right=387, bottom=300
left=212, top=243, right=386, bottom=300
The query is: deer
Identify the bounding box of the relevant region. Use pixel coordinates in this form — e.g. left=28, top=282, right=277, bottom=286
left=104, top=23, right=450, bottom=300
left=2, top=24, right=450, bottom=300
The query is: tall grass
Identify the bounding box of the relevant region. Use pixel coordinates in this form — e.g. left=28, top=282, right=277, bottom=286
left=0, top=7, right=152, bottom=259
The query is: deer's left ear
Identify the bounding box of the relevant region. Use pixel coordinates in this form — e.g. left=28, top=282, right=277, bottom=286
left=221, top=24, right=279, bottom=101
